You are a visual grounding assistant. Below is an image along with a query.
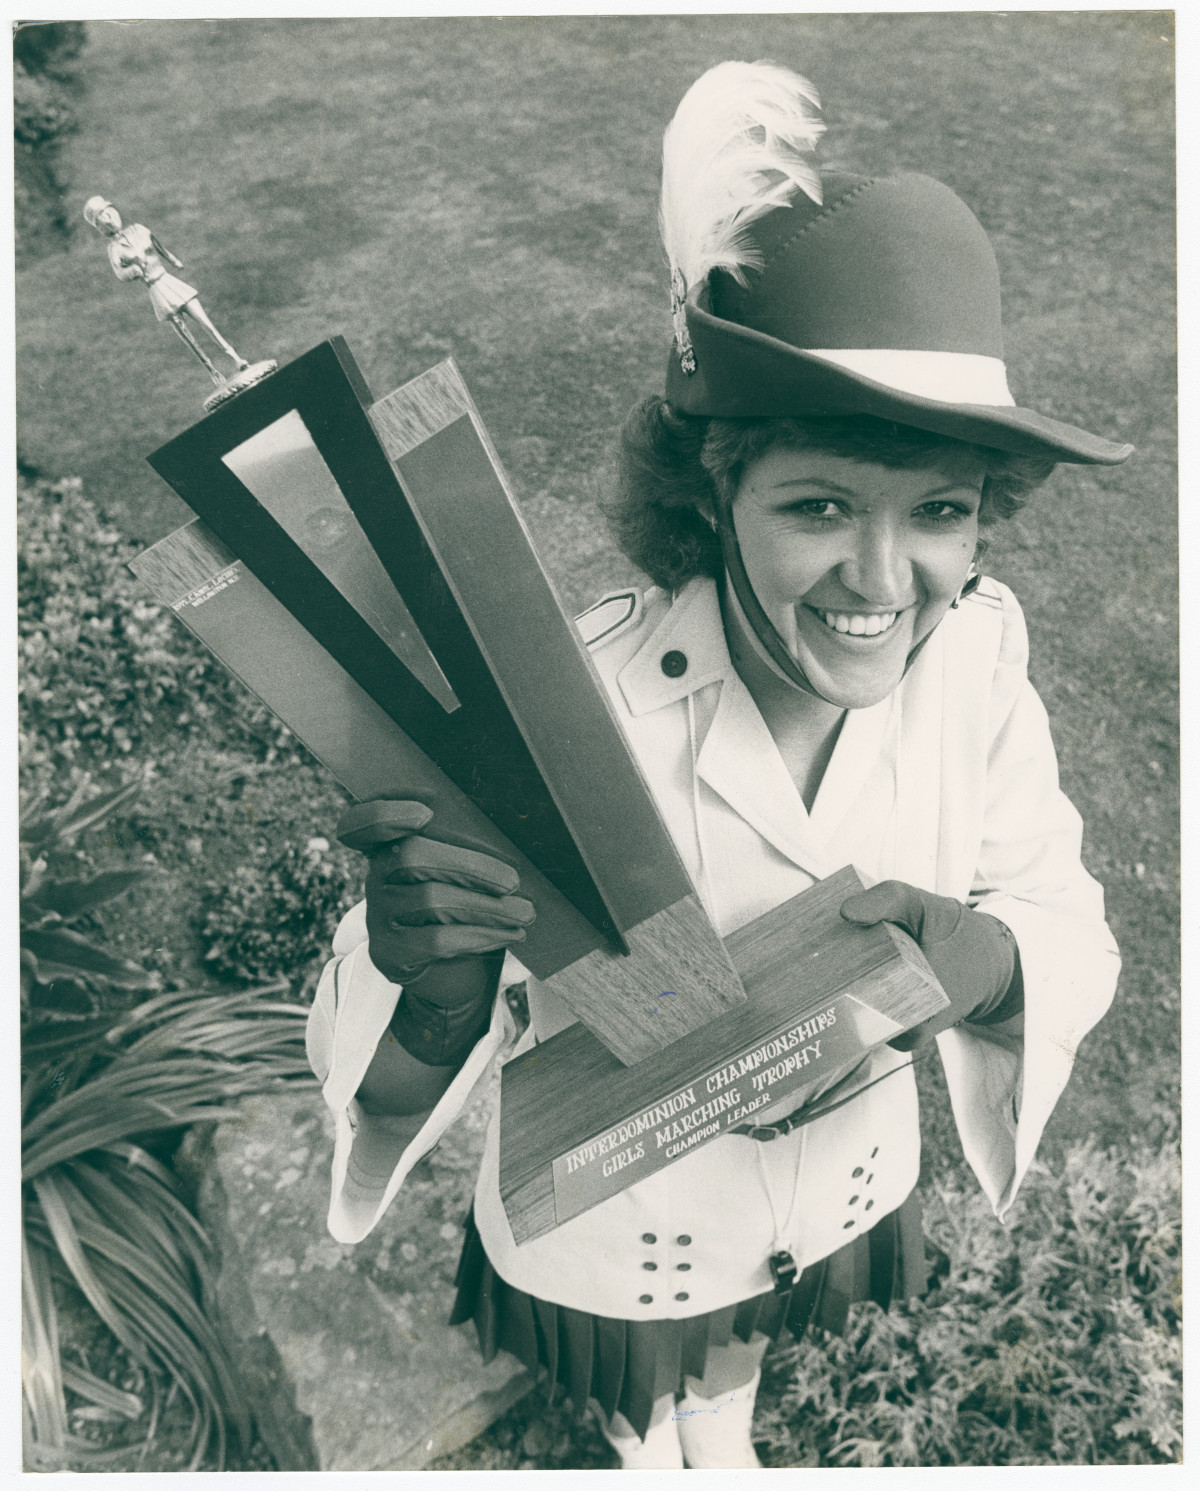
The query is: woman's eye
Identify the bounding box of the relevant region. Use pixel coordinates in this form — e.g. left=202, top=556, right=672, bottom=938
left=915, top=501, right=971, bottom=524
left=790, top=500, right=843, bottom=521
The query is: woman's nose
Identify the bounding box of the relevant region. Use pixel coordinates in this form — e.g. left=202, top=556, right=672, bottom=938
left=838, top=526, right=913, bottom=605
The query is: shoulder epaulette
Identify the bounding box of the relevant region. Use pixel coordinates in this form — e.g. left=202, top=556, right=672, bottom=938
left=574, top=588, right=643, bottom=649
left=963, top=573, right=1004, bottom=610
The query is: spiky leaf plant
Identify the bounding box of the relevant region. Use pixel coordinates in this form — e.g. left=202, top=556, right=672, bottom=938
left=20, top=778, right=316, bottom=1469
left=20, top=776, right=157, bottom=1011
left=22, top=984, right=314, bottom=1470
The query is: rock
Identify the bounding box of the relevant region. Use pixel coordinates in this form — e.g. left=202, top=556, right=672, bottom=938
left=185, top=1078, right=532, bottom=1470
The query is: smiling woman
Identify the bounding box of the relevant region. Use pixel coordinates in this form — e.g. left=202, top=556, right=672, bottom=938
left=310, top=57, right=1133, bottom=1471
left=725, top=445, right=984, bottom=798
left=609, top=408, right=1057, bottom=798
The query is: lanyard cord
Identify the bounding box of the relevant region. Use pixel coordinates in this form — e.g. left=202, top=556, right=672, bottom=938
left=733, top=1054, right=917, bottom=1141
left=686, top=684, right=720, bottom=919
left=750, top=1053, right=921, bottom=1292
left=679, top=586, right=932, bottom=1260
left=685, top=667, right=802, bottom=1251
left=754, top=1130, right=806, bottom=1255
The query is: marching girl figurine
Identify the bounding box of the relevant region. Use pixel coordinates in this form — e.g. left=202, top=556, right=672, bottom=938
left=84, top=196, right=273, bottom=408
left=306, top=62, right=1130, bottom=1468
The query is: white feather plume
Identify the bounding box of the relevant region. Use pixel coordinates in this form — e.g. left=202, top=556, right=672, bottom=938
left=660, top=60, right=825, bottom=296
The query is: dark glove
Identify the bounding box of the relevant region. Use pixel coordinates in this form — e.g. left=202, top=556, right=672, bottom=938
left=840, top=880, right=1024, bottom=1052
left=338, top=800, right=535, bottom=1066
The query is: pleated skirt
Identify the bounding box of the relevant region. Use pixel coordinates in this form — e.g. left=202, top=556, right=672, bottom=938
left=449, top=1192, right=927, bottom=1441
left=147, top=272, right=198, bottom=320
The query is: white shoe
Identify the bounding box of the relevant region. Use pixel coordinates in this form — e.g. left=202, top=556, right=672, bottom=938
left=676, top=1368, right=763, bottom=1469
left=603, top=1409, right=684, bottom=1470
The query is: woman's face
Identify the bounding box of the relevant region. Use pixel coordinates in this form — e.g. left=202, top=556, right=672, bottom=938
left=730, top=444, right=983, bottom=709
left=97, top=206, right=122, bottom=233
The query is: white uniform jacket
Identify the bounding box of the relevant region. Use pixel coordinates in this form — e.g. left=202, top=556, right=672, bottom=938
left=306, top=575, right=1120, bottom=1321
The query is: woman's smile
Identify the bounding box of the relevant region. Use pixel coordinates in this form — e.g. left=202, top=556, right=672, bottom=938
left=795, top=599, right=915, bottom=655
left=813, top=608, right=900, bottom=638
left=787, top=595, right=919, bottom=697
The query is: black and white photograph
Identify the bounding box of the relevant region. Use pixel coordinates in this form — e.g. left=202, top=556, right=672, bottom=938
left=14, top=9, right=1179, bottom=1477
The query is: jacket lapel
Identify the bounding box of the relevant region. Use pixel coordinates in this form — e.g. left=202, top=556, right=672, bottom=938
left=617, top=577, right=902, bottom=883
left=807, top=694, right=896, bottom=844
left=694, top=665, right=832, bottom=880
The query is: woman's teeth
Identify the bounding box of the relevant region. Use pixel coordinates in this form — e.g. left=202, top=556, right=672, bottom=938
left=819, top=610, right=898, bottom=637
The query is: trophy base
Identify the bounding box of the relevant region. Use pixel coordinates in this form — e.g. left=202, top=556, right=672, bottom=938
left=203, top=360, right=278, bottom=413
left=499, top=866, right=949, bottom=1244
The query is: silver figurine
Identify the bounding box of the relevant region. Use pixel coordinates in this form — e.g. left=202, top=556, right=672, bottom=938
left=84, top=196, right=276, bottom=410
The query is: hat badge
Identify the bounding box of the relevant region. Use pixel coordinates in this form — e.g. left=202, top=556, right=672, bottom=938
left=670, top=269, right=697, bottom=376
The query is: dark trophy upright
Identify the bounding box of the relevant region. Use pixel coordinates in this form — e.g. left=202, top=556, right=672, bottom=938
left=132, top=336, right=949, bottom=1244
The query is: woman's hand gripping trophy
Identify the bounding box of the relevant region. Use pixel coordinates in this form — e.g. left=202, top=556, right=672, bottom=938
left=841, top=881, right=1024, bottom=1051
left=337, top=800, right=536, bottom=1069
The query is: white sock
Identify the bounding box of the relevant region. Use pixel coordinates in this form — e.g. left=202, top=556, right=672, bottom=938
left=603, top=1394, right=683, bottom=1470
left=676, top=1367, right=763, bottom=1469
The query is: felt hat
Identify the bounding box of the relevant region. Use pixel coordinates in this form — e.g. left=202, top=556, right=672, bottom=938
left=661, top=66, right=1132, bottom=466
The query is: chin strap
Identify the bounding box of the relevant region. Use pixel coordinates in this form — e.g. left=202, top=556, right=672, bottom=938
left=715, top=490, right=828, bottom=699
left=713, top=490, right=980, bottom=702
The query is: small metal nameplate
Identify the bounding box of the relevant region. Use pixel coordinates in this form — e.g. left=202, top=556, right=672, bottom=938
left=550, top=995, right=874, bottom=1221
left=172, top=561, right=244, bottom=612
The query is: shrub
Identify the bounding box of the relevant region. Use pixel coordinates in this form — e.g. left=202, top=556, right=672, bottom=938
left=21, top=774, right=157, bottom=1020
left=13, top=23, right=87, bottom=264
left=199, top=836, right=358, bottom=987
left=13, top=59, right=76, bottom=148
left=754, top=1141, right=1181, bottom=1467
left=13, top=22, right=85, bottom=147
left=18, top=473, right=292, bottom=784
left=14, top=21, right=87, bottom=79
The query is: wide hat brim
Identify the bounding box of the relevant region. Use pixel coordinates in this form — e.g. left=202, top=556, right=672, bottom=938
left=667, top=300, right=1132, bottom=465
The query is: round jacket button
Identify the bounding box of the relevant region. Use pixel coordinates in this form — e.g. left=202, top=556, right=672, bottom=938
left=676, top=1262, right=691, bottom=1271
left=677, top=1235, right=692, bottom=1246
left=865, top=1199, right=875, bottom=1211
left=642, top=1233, right=656, bottom=1244
left=643, top=1261, right=657, bottom=1271
left=639, top=1294, right=653, bottom=1305
left=852, top=1167, right=864, bottom=1178
left=661, top=650, right=688, bottom=678
left=843, top=1220, right=855, bottom=1229
left=675, top=1292, right=689, bottom=1301
left=848, top=1195, right=859, bottom=1206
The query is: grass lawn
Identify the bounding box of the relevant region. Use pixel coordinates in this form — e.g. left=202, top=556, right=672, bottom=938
left=16, top=12, right=1177, bottom=1470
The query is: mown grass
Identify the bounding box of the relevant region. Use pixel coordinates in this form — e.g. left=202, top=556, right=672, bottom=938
left=15, top=13, right=1177, bottom=1470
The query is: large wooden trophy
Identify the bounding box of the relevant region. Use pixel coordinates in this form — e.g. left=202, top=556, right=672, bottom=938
left=129, top=303, right=947, bottom=1244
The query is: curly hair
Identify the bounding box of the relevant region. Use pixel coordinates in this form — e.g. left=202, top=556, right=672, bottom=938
left=606, top=397, right=1057, bottom=592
